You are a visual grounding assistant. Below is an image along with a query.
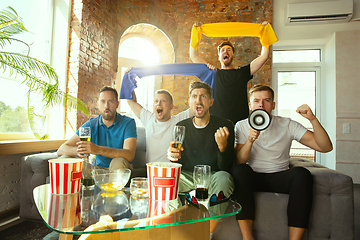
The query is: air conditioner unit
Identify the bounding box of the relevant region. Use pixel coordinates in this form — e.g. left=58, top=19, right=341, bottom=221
left=286, top=0, right=353, bottom=25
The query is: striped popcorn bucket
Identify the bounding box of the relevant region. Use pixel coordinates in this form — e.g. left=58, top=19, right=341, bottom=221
left=146, top=162, right=182, bottom=201
left=148, top=198, right=178, bottom=225
left=49, top=158, right=83, bottom=195
left=48, top=192, right=81, bottom=229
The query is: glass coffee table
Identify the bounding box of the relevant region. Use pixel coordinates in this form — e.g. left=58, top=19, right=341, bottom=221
left=33, top=184, right=241, bottom=240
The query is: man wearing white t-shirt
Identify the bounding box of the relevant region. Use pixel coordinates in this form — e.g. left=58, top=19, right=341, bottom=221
left=232, top=84, right=333, bottom=240
left=127, top=89, right=193, bottom=163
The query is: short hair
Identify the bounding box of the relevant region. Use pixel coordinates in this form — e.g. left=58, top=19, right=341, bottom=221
left=217, top=41, right=235, bottom=53
left=189, top=81, right=213, bottom=99
left=99, top=86, right=118, bottom=100
left=248, top=84, right=275, bottom=101
left=155, top=89, right=174, bottom=104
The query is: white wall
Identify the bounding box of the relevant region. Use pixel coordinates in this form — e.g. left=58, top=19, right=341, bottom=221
left=273, top=0, right=360, bottom=181
left=323, top=34, right=336, bottom=170
left=334, top=30, right=360, bottom=183
left=273, top=0, right=360, bottom=47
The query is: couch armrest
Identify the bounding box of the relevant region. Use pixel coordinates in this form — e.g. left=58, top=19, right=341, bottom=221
left=290, top=158, right=354, bottom=239
left=20, top=152, right=58, bottom=221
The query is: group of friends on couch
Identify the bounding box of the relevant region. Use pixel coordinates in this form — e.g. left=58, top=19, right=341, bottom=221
left=57, top=21, right=333, bottom=240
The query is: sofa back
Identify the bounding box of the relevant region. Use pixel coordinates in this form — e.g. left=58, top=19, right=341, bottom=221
left=133, top=126, right=146, bottom=168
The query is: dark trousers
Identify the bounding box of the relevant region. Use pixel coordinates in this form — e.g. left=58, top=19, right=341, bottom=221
left=231, top=164, right=313, bottom=228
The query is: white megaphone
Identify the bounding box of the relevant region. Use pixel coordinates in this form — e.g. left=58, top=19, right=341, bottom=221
left=248, top=109, right=271, bottom=131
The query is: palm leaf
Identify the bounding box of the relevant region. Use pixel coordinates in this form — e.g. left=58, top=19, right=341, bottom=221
left=0, top=6, right=27, bottom=34
left=0, top=7, right=27, bottom=48
left=0, top=51, right=58, bottom=81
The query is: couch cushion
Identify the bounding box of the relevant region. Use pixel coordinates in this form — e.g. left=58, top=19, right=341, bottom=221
left=20, top=152, right=58, bottom=221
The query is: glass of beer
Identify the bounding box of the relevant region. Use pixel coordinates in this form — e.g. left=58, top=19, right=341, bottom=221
left=172, top=125, right=185, bottom=159
left=79, top=127, right=95, bottom=188
left=193, top=165, right=211, bottom=200
left=79, top=127, right=91, bottom=144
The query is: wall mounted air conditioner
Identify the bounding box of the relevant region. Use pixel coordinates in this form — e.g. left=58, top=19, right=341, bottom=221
left=286, top=0, right=353, bottom=25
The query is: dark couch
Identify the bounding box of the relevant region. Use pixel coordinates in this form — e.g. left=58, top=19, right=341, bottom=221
left=20, top=127, right=354, bottom=239
left=20, top=127, right=146, bottom=221
left=214, top=158, right=354, bottom=240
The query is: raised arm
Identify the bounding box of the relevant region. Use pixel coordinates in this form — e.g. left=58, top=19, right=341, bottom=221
left=189, top=45, right=208, bottom=64
left=297, top=104, right=333, bottom=153
left=250, top=21, right=270, bottom=75
left=189, top=23, right=208, bottom=64
left=250, top=46, right=269, bottom=75
left=235, top=127, right=260, bottom=164
left=127, top=91, right=143, bottom=119
left=215, top=125, right=235, bottom=171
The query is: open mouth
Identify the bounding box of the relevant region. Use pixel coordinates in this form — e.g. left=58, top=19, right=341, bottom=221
left=196, top=105, right=203, bottom=114
left=223, top=55, right=229, bottom=61
left=157, top=108, right=163, bottom=116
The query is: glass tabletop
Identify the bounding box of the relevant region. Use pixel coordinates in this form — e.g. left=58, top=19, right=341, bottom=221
left=33, top=184, right=241, bottom=235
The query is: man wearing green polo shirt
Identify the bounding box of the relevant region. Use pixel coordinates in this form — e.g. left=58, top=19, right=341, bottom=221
left=57, top=86, right=137, bottom=171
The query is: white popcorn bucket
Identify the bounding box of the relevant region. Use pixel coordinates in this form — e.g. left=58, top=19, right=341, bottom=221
left=48, top=192, right=81, bottom=229
left=49, top=158, right=83, bottom=195
left=146, top=162, right=182, bottom=201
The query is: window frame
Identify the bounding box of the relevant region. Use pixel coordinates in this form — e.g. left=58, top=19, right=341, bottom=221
left=0, top=0, right=71, bottom=142
left=272, top=48, right=323, bottom=162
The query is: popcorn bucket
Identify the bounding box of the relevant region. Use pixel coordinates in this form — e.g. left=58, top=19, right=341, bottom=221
left=49, top=158, right=83, bottom=195
left=148, top=199, right=178, bottom=225
left=146, top=162, right=182, bottom=201
left=48, top=192, right=81, bottom=229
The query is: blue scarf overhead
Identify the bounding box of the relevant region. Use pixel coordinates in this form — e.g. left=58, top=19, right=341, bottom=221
left=119, top=63, right=216, bottom=100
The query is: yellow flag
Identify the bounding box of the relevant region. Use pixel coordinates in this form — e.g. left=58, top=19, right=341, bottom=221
left=190, top=22, right=278, bottom=50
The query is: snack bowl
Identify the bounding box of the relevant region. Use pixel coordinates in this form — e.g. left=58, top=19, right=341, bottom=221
left=92, top=191, right=129, bottom=221
left=93, top=168, right=131, bottom=192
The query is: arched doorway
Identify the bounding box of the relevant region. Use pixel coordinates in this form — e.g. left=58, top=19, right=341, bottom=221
left=116, top=23, right=175, bottom=126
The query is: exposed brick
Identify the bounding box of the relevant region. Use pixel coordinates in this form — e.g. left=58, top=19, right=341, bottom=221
left=66, top=0, right=273, bottom=120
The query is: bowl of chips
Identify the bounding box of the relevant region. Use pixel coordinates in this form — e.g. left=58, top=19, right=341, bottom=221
left=93, top=168, right=131, bottom=192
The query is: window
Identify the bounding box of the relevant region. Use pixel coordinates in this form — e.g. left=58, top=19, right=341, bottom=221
left=273, top=50, right=320, bottom=63
left=0, top=1, right=71, bottom=141
left=272, top=50, right=321, bottom=160
left=117, top=36, right=160, bottom=126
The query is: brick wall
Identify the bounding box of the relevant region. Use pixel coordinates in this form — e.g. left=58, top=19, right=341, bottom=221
left=67, top=0, right=273, bottom=129
left=0, top=154, right=23, bottom=214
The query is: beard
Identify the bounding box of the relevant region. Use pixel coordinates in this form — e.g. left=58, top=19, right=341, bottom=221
left=194, top=105, right=209, bottom=119
left=101, top=109, right=116, bottom=121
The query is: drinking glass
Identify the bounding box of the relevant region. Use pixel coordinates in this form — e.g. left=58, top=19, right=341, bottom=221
left=79, top=127, right=94, bottom=188
left=193, top=165, right=211, bottom=200
left=79, top=127, right=91, bottom=144
left=171, top=126, right=185, bottom=159
left=130, top=177, right=149, bottom=198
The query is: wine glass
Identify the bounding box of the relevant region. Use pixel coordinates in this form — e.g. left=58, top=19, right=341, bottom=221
left=193, top=165, right=211, bottom=200
left=171, top=126, right=185, bottom=159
